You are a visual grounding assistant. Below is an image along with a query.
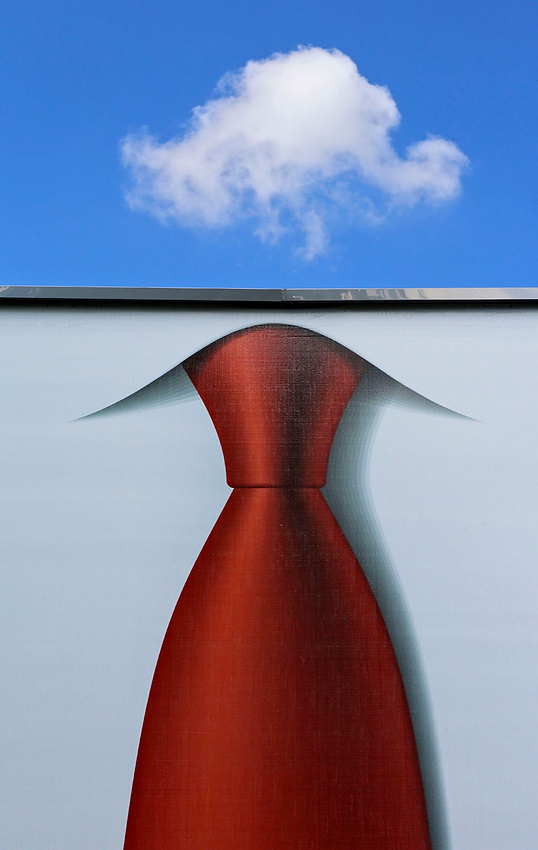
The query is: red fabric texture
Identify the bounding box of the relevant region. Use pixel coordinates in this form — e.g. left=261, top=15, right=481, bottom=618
left=124, top=325, right=431, bottom=849
left=183, top=325, right=365, bottom=488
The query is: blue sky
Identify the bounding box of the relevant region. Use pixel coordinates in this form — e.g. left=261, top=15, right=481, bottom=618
left=1, top=0, right=536, bottom=289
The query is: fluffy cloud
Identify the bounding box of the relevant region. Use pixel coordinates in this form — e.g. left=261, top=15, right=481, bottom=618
left=121, top=47, right=468, bottom=259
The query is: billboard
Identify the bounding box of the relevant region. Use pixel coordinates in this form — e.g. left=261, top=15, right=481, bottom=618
left=1, top=298, right=536, bottom=848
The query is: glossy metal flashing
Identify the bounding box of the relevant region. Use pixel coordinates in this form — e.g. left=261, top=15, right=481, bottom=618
left=1, top=286, right=538, bottom=303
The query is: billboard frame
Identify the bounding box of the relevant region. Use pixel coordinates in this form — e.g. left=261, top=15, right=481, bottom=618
left=1, top=285, right=538, bottom=304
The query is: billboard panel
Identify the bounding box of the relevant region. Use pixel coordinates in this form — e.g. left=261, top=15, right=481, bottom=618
left=1, top=301, right=537, bottom=848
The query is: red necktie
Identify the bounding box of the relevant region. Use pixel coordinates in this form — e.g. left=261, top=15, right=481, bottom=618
left=123, top=324, right=431, bottom=850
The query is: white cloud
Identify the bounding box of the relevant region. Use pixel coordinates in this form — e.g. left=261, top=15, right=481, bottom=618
left=121, top=46, right=468, bottom=259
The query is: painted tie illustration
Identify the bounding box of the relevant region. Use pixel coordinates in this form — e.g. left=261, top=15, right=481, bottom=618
left=120, top=324, right=432, bottom=849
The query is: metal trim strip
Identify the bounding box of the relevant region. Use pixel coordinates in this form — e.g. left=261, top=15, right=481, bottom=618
left=1, top=286, right=538, bottom=303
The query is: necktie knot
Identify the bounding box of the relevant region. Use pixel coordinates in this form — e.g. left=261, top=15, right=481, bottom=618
left=184, top=325, right=365, bottom=488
